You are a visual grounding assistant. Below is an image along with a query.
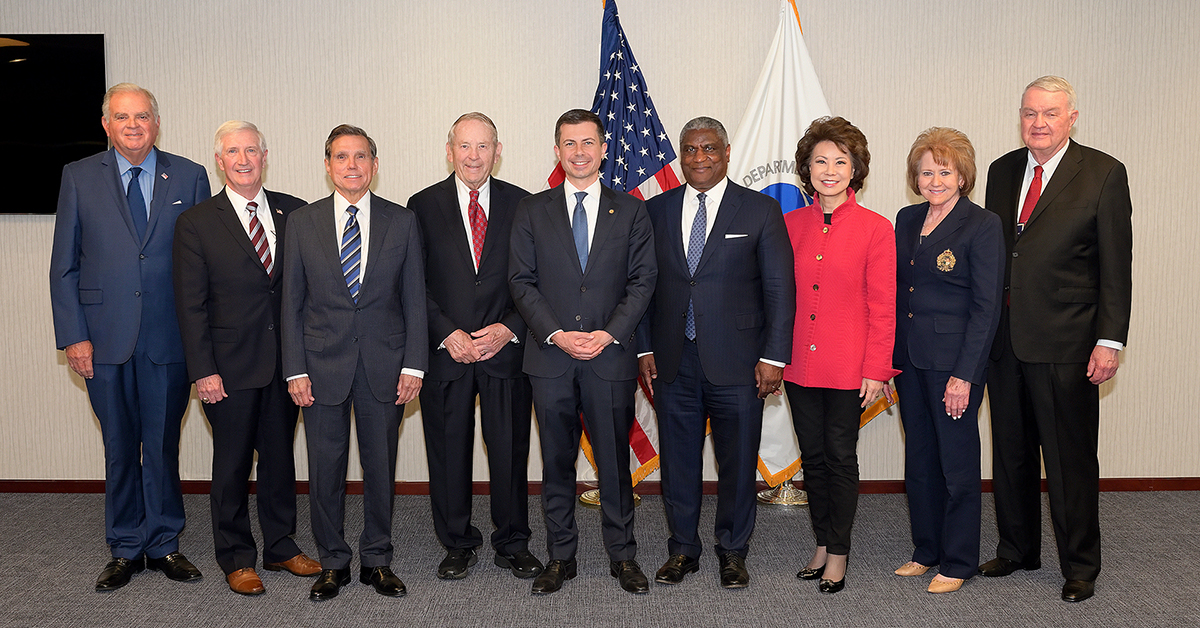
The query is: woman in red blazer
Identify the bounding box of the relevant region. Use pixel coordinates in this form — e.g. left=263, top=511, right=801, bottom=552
left=783, top=117, right=899, bottom=594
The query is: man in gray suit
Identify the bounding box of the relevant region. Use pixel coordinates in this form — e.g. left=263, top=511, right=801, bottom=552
left=282, top=124, right=428, bottom=601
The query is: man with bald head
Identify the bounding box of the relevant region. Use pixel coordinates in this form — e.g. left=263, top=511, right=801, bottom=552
left=408, top=113, right=540, bottom=581
left=50, top=83, right=211, bottom=591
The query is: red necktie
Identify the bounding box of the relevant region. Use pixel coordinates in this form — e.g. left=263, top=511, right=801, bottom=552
left=468, top=189, right=487, bottom=268
left=1017, top=165, right=1042, bottom=234
left=247, top=201, right=273, bottom=276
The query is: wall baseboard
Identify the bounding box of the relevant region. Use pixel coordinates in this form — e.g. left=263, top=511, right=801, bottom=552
left=1, top=478, right=1197, bottom=495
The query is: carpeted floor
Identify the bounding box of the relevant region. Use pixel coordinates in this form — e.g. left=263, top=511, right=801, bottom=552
left=1, top=490, right=1196, bottom=627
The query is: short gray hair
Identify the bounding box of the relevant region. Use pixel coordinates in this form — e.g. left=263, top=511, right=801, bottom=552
left=447, top=112, right=499, bottom=145
left=1025, top=75, right=1078, bottom=111
left=679, top=116, right=729, bottom=146
left=213, top=120, right=266, bottom=155
left=101, top=83, right=159, bottom=120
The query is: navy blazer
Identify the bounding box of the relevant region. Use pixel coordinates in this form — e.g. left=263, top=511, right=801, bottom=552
left=408, top=174, right=530, bottom=382
left=173, top=188, right=306, bottom=388
left=894, top=197, right=1004, bottom=384
left=636, top=181, right=795, bottom=386
left=281, top=193, right=428, bottom=404
left=508, top=183, right=657, bottom=381
left=50, top=147, right=211, bottom=364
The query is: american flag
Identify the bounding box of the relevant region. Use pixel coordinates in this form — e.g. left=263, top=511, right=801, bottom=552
left=547, top=0, right=681, bottom=199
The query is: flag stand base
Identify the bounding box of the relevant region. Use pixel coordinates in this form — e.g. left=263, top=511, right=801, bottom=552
left=579, top=489, right=642, bottom=509
left=757, top=482, right=808, bottom=506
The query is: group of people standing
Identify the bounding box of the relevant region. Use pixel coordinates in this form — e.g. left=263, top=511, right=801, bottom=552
left=48, top=74, right=1130, bottom=606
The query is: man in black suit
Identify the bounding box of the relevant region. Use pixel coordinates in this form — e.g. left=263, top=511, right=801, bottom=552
left=979, top=76, right=1132, bottom=604
left=282, top=125, right=428, bottom=601
left=636, top=117, right=794, bottom=589
left=408, top=113, right=541, bottom=581
left=173, top=121, right=321, bottom=596
left=509, top=109, right=657, bottom=595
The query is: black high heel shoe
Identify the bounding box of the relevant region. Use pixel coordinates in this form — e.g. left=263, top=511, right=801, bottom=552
left=796, top=565, right=825, bottom=580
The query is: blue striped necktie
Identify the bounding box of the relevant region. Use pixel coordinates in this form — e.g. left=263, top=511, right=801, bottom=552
left=341, top=205, right=362, bottom=303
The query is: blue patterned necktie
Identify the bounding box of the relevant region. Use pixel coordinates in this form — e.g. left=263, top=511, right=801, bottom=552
left=684, top=192, right=707, bottom=340
left=341, top=205, right=362, bottom=303
left=572, top=191, right=589, bottom=272
left=127, top=166, right=147, bottom=241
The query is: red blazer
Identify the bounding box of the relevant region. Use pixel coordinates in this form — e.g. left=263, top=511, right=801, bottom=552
left=782, top=190, right=900, bottom=390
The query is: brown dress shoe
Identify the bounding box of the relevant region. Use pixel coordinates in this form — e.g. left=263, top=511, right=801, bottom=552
left=264, top=553, right=322, bottom=577
left=227, top=568, right=265, bottom=596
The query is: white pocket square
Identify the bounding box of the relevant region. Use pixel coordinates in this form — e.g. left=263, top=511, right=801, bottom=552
left=172, top=200, right=182, bottom=205
left=725, top=233, right=748, bottom=239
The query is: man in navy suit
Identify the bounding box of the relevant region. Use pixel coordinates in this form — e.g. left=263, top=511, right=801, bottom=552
left=173, top=121, right=321, bottom=596
left=408, top=113, right=541, bottom=581
left=509, top=109, right=657, bottom=595
left=283, top=125, right=427, bottom=601
left=979, top=76, right=1133, bottom=603
left=50, top=83, right=211, bottom=591
left=636, top=116, right=795, bottom=589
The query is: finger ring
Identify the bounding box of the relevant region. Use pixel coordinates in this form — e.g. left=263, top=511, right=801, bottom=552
left=201, top=398, right=209, bottom=403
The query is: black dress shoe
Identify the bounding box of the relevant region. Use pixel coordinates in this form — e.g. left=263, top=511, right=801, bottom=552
left=978, top=557, right=1040, bottom=577
left=96, top=557, right=145, bottom=591
left=309, top=568, right=351, bottom=601
left=796, top=565, right=825, bottom=580
left=495, top=549, right=544, bottom=578
left=718, top=553, right=749, bottom=589
left=818, top=576, right=846, bottom=594
left=531, top=559, right=576, bottom=595
left=1061, top=579, right=1095, bottom=602
left=360, top=566, right=406, bottom=597
left=655, top=554, right=699, bottom=584
left=437, top=548, right=478, bottom=580
left=611, top=559, right=649, bottom=594
left=146, top=552, right=202, bottom=582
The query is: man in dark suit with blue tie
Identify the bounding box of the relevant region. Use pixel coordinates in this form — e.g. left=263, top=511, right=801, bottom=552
left=636, top=117, right=795, bottom=589
left=282, top=124, right=427, bottom=601
left=50, top=83, right=211, bottom=591
left=408, top=113, right=541, bottom=581
left=509, top=109, right=657, bottom=595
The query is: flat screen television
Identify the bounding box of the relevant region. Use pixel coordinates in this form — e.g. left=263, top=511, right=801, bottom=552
left=0, top=34, right=106, bottom=214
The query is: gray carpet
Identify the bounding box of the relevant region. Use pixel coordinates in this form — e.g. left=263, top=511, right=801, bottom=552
left=1, top=490, right=1197, bottom=627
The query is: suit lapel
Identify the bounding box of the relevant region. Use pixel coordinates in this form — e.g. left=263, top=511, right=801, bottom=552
left=587, top=187, right=619, bottom=275
left=315, top=196, right=349, bottom=300
left=437, top=176, right=476, bottom=274
left=100, top=149, right=140, bottom=245
left=544, top=186, right=581, bottom=276
left=1027, top=141, right=1082, bottom=229
left=144, top=150, right=174, bottom=245
left=215, top=188, right=267, bottom=277
left=477, top=178, right=507, bottom=272
left=267, top=189, right=288, bottom=287
left=362, top=195, right=392, bottom=296
left=695, top=183, right=741, bottom=274
left=917, top=199, right=968, bottom=254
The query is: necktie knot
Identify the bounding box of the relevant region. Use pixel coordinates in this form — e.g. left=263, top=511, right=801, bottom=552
left=470, top=189, right=480, bottom=203
left=129, top=166, right=142, bottom=180
left=347, top=204, right=358, bottom=217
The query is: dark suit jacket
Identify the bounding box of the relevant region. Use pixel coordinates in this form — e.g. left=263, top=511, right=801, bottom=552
left=986, top=140, right=1133, bottom=363
left=636, top=181, right=795, bottom=386
left=509, top=184, right=657, bottom=381
left=50, top=148, right=211, bottom=364
left=281, top=192, right=428, bottom=403
left=408, top=175, right=530, bottom=382
left=173, top=188, right=306, bottom=388
left=894, top=197, right=1004, bottom=385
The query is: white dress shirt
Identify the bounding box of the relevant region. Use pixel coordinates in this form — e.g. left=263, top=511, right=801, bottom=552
left=225, top=186, right=276, bottom=256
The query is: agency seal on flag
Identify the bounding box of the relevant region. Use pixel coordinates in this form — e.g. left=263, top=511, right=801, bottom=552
left=937, top=249, right=956, bottom=272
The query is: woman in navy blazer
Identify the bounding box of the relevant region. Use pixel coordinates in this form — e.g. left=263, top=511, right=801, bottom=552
left=893, top=128, right=1004, bottom=593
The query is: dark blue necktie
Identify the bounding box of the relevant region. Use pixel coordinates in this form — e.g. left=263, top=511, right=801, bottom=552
left=572, top=191, right=588, bottom=272
left=684, top=192, right=707, bottom=340
left=127, top=166, right=147, bottom=241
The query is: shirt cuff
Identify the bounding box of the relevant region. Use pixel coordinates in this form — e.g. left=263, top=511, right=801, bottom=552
left=637, top=352, right=652, bottom=358
left=546, top=329, right=564, bottom=345
left=286, top=374, right=307, bottom=382
left=400, top=368, right=424, bottom=379
left=1096, top=339, right=1124, bottom=351
left=759, top=358, right=786, bottom=368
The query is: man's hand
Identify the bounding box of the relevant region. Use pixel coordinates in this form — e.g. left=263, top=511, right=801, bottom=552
left=65, top=340, right=94, bottom=379
left=196, top=374, right=228, bottom=405
left=444, top=329, right=482, bottom=364
left=551, top=330, right=607, bottom=360
left=471, top=323, right=515, bottom=362
left=638, top=354, right=657, bottom=382
left=943, top=376, right=970, bottom=419
left=577, top=330, right=614, bottom=359
left=755, top=362, right=784, bottom=399
left=288, top=376, right=315, bottom=407
left=1087, top=345, right=1120, bottom=385
left=396, top=374, right=422, bottom=405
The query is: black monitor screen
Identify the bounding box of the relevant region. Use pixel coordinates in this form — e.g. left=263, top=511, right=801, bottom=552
left=0, top=34, right=106, bottom=214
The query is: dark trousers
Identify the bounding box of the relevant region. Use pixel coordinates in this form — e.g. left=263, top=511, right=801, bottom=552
left=656, top=340, right=763, bottom=559
left=531, top=366, right=637, bottom=562
left=894, top=363, right=983, bottom=580
left=86, top=339, right=189, bottom=560
left=202, top=370, right=302, bottom=575
left=785, top=383, right=861, bottom=555
left=304, top=358, right=402, bottom=570
left=988, top=334, right=1101, bottom=581
left=419, top=368, right=533, bottom=554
